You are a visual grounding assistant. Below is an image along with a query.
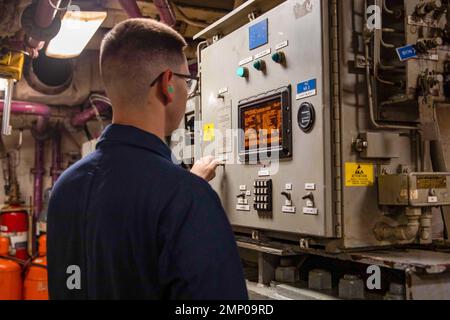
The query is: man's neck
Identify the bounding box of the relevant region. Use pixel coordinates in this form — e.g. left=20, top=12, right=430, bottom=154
left=112, top=106, right=165, bottom=141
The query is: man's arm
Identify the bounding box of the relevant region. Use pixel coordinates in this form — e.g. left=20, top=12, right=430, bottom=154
left=157, top=176, right=248, bottom=300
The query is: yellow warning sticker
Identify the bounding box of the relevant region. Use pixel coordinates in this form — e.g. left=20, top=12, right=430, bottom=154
left=0, top=52, right=11, bottom=66
left=203, top=123, right=215, bottom=142
left=345, top=163, right=374, bottom=187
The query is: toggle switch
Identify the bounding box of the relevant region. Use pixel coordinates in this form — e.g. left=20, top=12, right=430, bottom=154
left=302, top=192, right=315, bottom=208
left=237, top=193, right=246, bottom=199
left=281, top=192, right=292, bottom=207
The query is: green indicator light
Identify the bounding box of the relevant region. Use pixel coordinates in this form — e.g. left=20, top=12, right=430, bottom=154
left=237, top=67, right=247, bottom=78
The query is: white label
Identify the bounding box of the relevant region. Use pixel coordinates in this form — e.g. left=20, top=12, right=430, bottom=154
left=276, top=41, right=289, bottom=50
left=303, top=207, right=319, bottom=215
left=407, top=16, right=438, bottom=28
left=297, top=90, right=317, bottom=100
left=238, top=198, right=248, bottom=205
left=285, top=183, right=293, bottom=191
left=236, top=205, right=251, bottom=211
left=419, top=54, right=439, bottom=61
left=10, top=232, right=27, bottom=247
left=0, top=225, right=7, bottom=232
left=305, top=183, right=316, bottom=191
left=428, top=196, right=438, bottom=203
left=239, top=56, right=254, bottom=66
left=282, top=206, right=296, bottom=214
left=239, top=185, right=247, bottom=191
left=218, top=87, right=228, bottom=95
left=255, top=48, right=271, bottom=59
left=258, top=169, right=270, bottom=177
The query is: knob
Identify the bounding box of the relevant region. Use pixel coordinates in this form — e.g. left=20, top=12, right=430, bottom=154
left=253, top=60, right=265, bottom=71
left=271, top=52, right=285, bottom=64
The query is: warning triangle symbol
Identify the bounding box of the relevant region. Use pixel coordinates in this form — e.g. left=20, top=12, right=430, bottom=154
left=355, top=165, right=364, bottom=175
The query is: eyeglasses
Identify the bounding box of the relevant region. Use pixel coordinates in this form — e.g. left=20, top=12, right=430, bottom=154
left=150, top=71, right=199, bottom=88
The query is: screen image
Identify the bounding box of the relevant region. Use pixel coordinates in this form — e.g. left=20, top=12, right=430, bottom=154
left=242, top=98, right=283, bottom=151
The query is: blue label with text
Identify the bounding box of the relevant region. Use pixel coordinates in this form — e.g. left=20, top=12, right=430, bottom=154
left=396, top=45, right=417, bottom=61
left=296, top=79, right=317, bottom=100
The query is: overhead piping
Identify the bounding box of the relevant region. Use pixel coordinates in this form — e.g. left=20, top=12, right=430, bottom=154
left=118, top=0, right=143, bottom=18
left=22, top=0, right=63, bottom=54
left=153, top=0, right=177, bottom=26
left=171, top=2, right=208, bottom=28
left=118, top=0, right=177, bottom=27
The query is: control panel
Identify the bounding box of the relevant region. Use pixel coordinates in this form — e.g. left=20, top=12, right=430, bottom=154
left=198, top=0, right=335, bottom=239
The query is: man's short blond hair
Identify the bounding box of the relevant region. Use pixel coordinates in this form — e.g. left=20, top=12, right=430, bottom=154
left=100, top=18, right=187, bottom=108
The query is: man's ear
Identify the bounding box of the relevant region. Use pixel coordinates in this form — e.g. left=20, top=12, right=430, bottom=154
left=160, top=70, right=174, bottom=105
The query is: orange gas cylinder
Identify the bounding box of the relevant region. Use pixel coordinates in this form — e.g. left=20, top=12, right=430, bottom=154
left=0, top=237, right=22, bottom=300
left=38, top=235, right=47, bottom=256
left=23, top=256, right=48, bottom=300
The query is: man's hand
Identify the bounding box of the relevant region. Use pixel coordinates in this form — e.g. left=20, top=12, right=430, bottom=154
left=191, top=156, right=220, bottom=182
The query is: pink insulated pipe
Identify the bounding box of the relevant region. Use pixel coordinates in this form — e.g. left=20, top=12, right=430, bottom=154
left=0, top=100, right=51, bottom=134
left=70, top=100, right=111, bottom=128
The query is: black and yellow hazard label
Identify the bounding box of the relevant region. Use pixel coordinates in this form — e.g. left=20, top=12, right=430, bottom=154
left=345, top=163, right=374, bottom=187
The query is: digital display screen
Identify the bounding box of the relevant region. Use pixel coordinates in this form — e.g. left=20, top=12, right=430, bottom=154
left=242, top=98, right=283, bottom=151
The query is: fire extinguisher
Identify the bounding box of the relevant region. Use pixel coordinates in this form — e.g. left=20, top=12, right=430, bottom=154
left=0, top=204, right=29, bottom=260
left=0, top=237, right=22, bottom=300
left=1, top=149, right=29, bottom=260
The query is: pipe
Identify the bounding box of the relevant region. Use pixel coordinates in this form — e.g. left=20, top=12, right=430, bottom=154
left=118, top=0, right=176, bottom=28
left=171, top=2, right=208, bottom=28
left=1, top=79, right=14, bottom=136
left=51, top=126, right=63, bottom=186
left=363, top=0, right=419, bottom=131
left=35, top=0, right=61, bottom=28
left=118, top=0, right=143, bottom=18
left=70, top=97, right=112, bottom=128
left=419, top=210, right=433, bottom=244
left=153, top=0, right=177, bottom=26
left=33, top=138, right=45, bottom=219
left=0, top=100, right=51, bottom=135
left=27, top=0, right=62, bottom=49
left=374, top=208, right=421, bottom=241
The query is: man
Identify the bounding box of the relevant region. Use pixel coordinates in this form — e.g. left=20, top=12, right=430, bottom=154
left=47, top=18, right=248, bottom=300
